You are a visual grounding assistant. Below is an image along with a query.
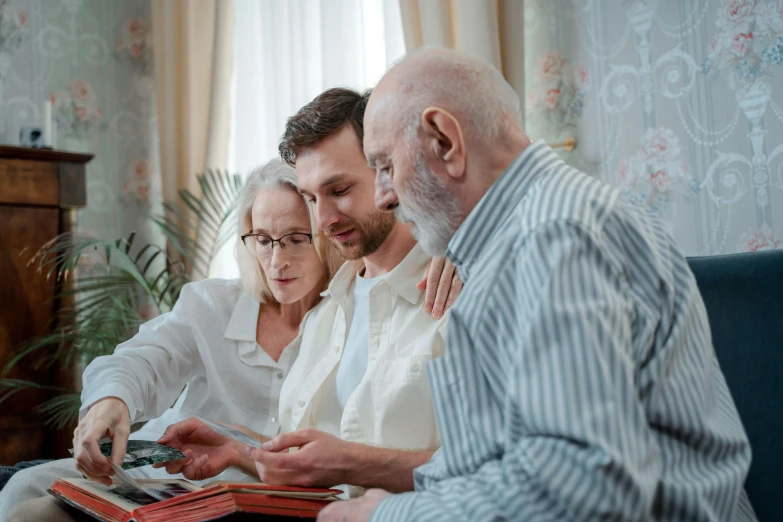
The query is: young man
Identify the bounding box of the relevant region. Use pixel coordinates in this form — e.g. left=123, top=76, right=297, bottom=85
left=322, top=49, right=756, bottom=522
left=267, top=87, right=456, bottom=493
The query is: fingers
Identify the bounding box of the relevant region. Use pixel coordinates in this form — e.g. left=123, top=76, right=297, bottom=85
left=430, top=261, right=456, bottom=319
left=443, top=271, right=463, bottom=313
left=80, top=433, right=108, bottom=467
left=423, top=257, right=446, bottom=313
left=74, top=451, right=113, bottom=486
left=163, top=453, right=206, bottom=478
left=109, top=427, right=130, bottom=466
left=251, top=448, right=292, bottom=472
left=73, top=422, right=113, bottom=485
left=317, top=501, right=340, bottom=521
left=251, top=448, right=289, bottom=484
left=154, top=448, right=194, bottom=474
left=180, top=454, right=210, bottom=481
left=157, top=426, right=176, bottom=445
left=364, top=488, right=391, bottom=500
left=160, top=460, right=186, bottom=474
left=262, top=429, right=318, bottom=452
left=157, top=417, right=200, bottom=445
left=76, top=436, right=112, bottom=479
left=158, top=450, right=219, bottom=481
left=79, top=467, right=113, bottom=487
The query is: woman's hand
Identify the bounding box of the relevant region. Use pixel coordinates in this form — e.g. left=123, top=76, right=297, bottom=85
left=419, top=257, right=463, bottom=318
left=154, top=417, right=259, bottom=480
left=73, top=397, right=131, bottom=486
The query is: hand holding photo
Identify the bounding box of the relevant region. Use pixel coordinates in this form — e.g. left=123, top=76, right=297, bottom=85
left=69, top=440, right=186, bottom=470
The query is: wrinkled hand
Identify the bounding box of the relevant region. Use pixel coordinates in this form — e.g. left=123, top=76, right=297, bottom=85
left=73, top=397, right=131, bottom=486
left=250, top=429, right=357, bottom=487
left=418, top=257, right=462, bottom=319
left=154, top=417, right=245, bottom=481
left=317, top=489, right=391, bottom=522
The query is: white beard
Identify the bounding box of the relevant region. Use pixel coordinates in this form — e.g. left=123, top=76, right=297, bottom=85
left=395, top=155, right=462, bottom=256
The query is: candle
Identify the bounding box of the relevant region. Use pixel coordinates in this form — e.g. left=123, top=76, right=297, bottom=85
left=42, top=100, right=52, bottom=148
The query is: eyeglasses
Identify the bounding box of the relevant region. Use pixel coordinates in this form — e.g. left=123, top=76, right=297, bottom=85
left=241, top=232, right=314, bottom=257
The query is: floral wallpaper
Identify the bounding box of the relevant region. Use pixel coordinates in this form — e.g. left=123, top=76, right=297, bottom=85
left=525, top=0, right=783, bottom=255
left=0, top=0, right=161, bottom=247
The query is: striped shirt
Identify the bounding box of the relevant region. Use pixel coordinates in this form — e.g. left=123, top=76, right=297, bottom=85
left=371, top=141, right=755, bottom=521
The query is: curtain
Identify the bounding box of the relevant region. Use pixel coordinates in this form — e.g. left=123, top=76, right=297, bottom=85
left=398, top=0, right=525, bottom=121
left=228, top=0, right=405, bottom=176
left=210, top=0, right=406, bottom=278
left=151, top=0, right=234, bottom=201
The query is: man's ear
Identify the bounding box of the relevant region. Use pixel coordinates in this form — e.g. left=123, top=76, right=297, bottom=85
left=420, top=107, right=465, bottom=180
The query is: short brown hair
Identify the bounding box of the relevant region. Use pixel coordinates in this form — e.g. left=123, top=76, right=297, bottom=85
left=279, top=87, right=371, bottom=166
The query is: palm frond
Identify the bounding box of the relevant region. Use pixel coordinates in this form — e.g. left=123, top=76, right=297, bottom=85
left=155, top=169, right=242, bottom=277
left=39, top=393, right=83, bottom=430
left=0, top=379, right=73, bottom=409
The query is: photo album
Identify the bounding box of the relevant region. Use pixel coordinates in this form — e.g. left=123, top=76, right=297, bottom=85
left=54, top=423, right=340, bottom=521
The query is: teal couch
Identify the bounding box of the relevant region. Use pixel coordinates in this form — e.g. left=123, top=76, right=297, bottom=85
left=687, top=250, right=783, bottom=522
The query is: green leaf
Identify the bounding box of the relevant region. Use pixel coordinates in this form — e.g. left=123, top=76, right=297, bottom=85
left=38, top=393, right=82, bottom=430
left=0, top=379, right=73, bottom=408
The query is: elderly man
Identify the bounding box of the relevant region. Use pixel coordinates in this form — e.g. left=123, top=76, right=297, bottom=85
left=319, top=49, right=756, bottom=522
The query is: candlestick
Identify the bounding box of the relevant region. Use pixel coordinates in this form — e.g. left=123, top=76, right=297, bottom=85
left=42, top=100, right=52, bottom=148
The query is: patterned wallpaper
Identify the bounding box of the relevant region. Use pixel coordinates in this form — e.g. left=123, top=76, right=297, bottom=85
left=0, top=0, right=160, bottom=247
left=525, top=0, right=783, bottom=256
left=8, top=0, right=781, bottom=258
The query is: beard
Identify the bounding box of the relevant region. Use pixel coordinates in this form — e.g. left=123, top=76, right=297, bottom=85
left=326, top=209, right=396, bottom=260
left=395, top=154, right=462, bottom=256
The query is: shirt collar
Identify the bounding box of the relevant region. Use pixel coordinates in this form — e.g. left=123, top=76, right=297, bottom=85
left=320, top=259, right=364, bottom=309
left=225, top=288, right=314, bottom=369
left=446, top=140, right=560, bottom=281
left=383, top=243, right=429, bottom=304
left=224, top=290, right=260, bottom=341
left=322, top=243, right=430, bottom=306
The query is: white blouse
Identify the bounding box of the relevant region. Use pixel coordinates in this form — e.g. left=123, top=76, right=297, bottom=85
left=80, top=278, right=306, bottom=481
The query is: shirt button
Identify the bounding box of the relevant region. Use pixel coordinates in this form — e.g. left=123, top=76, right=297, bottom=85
left=271, top=417, right=277, bottom=423
left=411, top=361, right=420, bottom=372
left=333, top=344, right=340, bottom=353
left=277, top=372, right=283, bottom=380
left=297, top=399, right=305, bottom=408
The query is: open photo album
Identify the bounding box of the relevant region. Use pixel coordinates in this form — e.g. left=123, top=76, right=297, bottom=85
left=49, top=477, right=341, bottom=522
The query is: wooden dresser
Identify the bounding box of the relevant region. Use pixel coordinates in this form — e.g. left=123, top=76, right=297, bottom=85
left=0, top=146, right=93, bottom=465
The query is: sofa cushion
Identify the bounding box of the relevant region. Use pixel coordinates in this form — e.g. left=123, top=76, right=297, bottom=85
left=688, top=250, right=783, bottom=522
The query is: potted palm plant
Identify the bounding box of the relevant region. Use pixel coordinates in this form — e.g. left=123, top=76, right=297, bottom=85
left=0, top=169, right=243, bottom=430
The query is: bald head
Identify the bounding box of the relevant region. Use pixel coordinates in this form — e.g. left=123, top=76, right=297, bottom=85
left=368, top=48, right=522, bottom=146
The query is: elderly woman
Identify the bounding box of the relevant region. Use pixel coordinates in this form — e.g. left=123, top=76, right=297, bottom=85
left=0, top=159, right=341, bottom=518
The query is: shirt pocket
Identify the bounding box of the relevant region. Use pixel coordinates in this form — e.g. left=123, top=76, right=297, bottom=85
left=371, top=354, right=439, bottom=449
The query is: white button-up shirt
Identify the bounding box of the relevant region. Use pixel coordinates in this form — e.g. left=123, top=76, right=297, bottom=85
left=280, top=244, right=447, bottom=451
left=80, top=278, right=306, bottom=481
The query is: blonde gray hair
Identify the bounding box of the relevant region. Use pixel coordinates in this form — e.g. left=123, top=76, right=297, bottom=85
left=236, top=159, right=343, bottom=304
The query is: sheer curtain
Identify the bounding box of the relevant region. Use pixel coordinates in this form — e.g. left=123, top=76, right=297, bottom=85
left=210, top=0, right=406, bottom=278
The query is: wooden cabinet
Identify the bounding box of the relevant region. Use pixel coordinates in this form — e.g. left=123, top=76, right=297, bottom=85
left=0, top=146, right=92, bottom=465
